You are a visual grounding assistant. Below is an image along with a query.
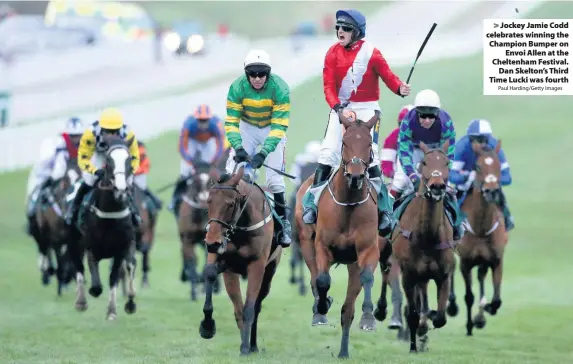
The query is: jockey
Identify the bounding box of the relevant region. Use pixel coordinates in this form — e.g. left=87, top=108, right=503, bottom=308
left=25, top=117, right=84, bottom=234
left=380, top=105, right=414, bottom=182
left=449, top=119, right=515, bottom=231
left=169, top=104, right=226, bottom=212
left=224, top=49, right=292, bottom=247
left=290, top=140, right=321, bottom=188
left=390, top=89, right=464, bottom=241
left=301, top=9, right=411, bottom=238
left=64, top=108, right=142, bottom=227
left=133, top=140, right=164, bottom=210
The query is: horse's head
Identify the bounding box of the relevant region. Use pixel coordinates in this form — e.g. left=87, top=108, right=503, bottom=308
left=419, top=141, right=450, bottom=201
left=189, top=161, right=213, bottom=206
left=100, top=134, right=132, bottom=201
left=472, top=139, right=503, bottom=204
left=204, top=167, right=248, bottom=249
left=339, top=110, right=380, bottom=190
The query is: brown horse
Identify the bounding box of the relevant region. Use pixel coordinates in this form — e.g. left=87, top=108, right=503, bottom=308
left=199, top=166, right=282, bottom=356
left=309, top=110, right=381, bottom=358
left=391, top=141, right=456, bottom=353
left=453, top=140, right=508, bottom=336
left=131, top=184, right=159, bottom=288
left=33, top=157, right=80, bottom=295
left=177, top=161, right=222, bottom=300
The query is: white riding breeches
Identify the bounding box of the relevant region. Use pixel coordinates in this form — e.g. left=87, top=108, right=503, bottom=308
left=392, top=148, right=424, bottom=194
left=180, top=139, right=217, bottom=177
left=318, top=101, right=381, bottom=169
left=225, top=121, right=287, bottom=194
left=134, top=174, right=147, bottom=190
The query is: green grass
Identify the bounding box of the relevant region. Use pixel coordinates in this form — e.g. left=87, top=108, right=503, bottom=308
left=2, top=48, right=573, bottom=363
left=141, top=0, right=386, bottom=39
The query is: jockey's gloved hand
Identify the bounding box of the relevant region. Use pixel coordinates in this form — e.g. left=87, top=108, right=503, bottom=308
left=333, top=103, right=344, bottom=114
left=409, top=174, right=421, bottom=191
left=250, top=152, right=266, bottom=169
left=234, top=147, right=249, bottom=163
left=94, top=169, right=105, bottom=180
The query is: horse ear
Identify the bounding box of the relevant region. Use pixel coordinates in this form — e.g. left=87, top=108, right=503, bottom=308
left=495, top=139, right=502, bottom=154
left=229, top=164, right=244, bottom=185
left=365, top=110, right=381, bottom=129
left=419, top=141, right=429, bottom=154
left=441, top=140, right=450, bottom=154
left=338, top=109, right=351, bottom=128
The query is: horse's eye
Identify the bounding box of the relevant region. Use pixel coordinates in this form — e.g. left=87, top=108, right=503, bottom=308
left=421, top=161, right=427, bottom=166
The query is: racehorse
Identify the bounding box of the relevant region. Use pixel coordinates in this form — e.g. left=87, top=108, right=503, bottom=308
left=391, top=141, right=457, bottom=353
left=33, top=157, right=80, bottom=295
left=68, top=134, right=138, bottom=320
left=132, top=183, right=159, bottom=288
left=199, top=165, right=282, bottom=356
left=449, top=140, right=509, bottom=336
left=177, top=160, right=222, bottom=301
left=287, top=189, right=308, bottom=296
left=309, top=110, right=381, bottom=358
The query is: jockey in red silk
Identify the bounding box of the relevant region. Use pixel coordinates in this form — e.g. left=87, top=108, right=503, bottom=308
left=169, top=104, right=226, bottom=212
left=449, top=119, right=514, bottom=231
left=301, top=8, right=411, bottom=238
left=392, top=89, right=464, bottom=241
left=380, top=105, right=414, bottom=181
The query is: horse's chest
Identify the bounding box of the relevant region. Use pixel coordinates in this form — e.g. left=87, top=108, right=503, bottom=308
left=459, top=239, right=501, bottom=264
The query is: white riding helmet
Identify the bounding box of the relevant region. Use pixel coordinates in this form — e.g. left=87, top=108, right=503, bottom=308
left=64, top=117, right=84, bottom=135
left=414, top=89, right=441, bottom=108
left=244, top=49, right=272, bottom=70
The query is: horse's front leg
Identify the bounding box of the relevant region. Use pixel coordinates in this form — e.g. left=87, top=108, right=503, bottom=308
left=337, top=263, right=363, bottom=359
left=124, top=250, right=137, bottom=314
left=239, top=258, right=266, bottom=356
left=474, top=264, right=488, bottom=326
left=107, top=256, right=124, bottom=320
left=199, top=253, right=218, bottom=340
left=460, top=259, right=477, bottom=335
left=314, top=234, right=334, bottom=317
left=447, top=261, right=459, bottom=316
left=182, top=236, right=199, bottom=301
left=358, top=241, right=379, bottom=332
left=431, top=274, right=450, bottom=329
left=402, top=272, right=419, bottom=353
left=87, top=251, right=103, bottom=298
left=223, top=271, right=244, bottom=333
left=484, top=260, right=503, bottom=316
left=374, top=237, right=392, bottom=323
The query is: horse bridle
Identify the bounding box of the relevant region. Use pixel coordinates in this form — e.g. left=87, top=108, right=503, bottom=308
left=340, top=139, right=374, bottom=177
left=419, top=148, right=449, bottom=200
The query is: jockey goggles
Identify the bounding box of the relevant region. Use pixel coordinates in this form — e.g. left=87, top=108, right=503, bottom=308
left=416, top=106, right=439, bottom=119
left=335, top=24, right=355, bottom=32
left=469, top=135, right=488, bottom=144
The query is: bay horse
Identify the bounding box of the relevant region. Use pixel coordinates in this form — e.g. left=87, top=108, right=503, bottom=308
left=311, top=110, right=381, bottom=358
left=199, top=165, right=282, bottom=356
left=177, top=160, right=222, bottom=301
left=33, top=157, right=80, bottom=295
left=391, top=141, right=457, bottom=353
left=451, top=140, right=508, bottom=336
left=132, top=183, right=159, bottom=288
left=287, top=185, right=308, bottom=296
left=68, top=134, right=138, bottom=320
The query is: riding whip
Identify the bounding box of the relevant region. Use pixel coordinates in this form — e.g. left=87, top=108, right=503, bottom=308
left=404, top=23, right=437, bottom=86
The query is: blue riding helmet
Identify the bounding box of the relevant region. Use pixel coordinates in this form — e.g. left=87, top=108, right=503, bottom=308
left=336, top=9, right=366, bottom=40
left=467, top=119, right=493, bottom=136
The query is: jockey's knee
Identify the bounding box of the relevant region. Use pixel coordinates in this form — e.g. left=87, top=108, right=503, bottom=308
left=267, top=177, right=285, bottom=194
left=82, top=172, right=96, bottom=187
left=317, top=150, right=339, bottom=167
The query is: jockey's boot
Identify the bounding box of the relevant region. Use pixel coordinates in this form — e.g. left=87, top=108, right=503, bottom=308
left=497, top=189, right=515, bottom=231
left=273, top=192, right=292, bottom=247
left=302, top=163, right=332, bottom=224
left=144, top=188, right=163, bottom=210
left=369, top=165, right=394, bottom=238
left=168, top=177, right=188, bottom=213
left=65, top=182, right=91, bottom=226
left=127, top=193, right=142, bottom=227
left=444, top=190, right=464, bottom=241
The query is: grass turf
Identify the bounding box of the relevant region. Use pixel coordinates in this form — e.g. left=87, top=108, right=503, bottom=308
left=1, top=48, right=572, bottom=363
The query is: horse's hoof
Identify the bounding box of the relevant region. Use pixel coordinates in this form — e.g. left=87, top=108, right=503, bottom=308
left=427, top=310, right=438, bottom=320
left=180, top=270, right=188, bottom=282
left=299, top=284, right=307, bottom=296
left=250, top=345, right=259, bottom=353
left=388, top=316, right=402, bottom=330
left=107, top=312, right=117, bottom=321
left=409, top=349, right=418, bottom=354
left=484, top=299, right=502, bottom=315
left=432, top=313, right=447, bottom=329
left=473, top=315, right=486, bottom=329
left=75, top=301, right=88, bottom=312
left=124, top=300, right=137, bottom=314
left=41, top=273, right=50, bottom=286
left=141, top=278, right=150, bottom=289
left=312, top=313, right=328, bottom=326
left=359, top=313, right=377, bottom=332
left=337, top=351, right=349, bottom=359
left=417, top=324, right=429, bottom=337
left=199, top=319, right=216, bottom=339
left=397, top=328, right=409, bottom=341
left=89, top=286, right=103, bottom=298
left=373, top=306, right=388, bottom=322
left=289, top=276, right=297, bottom=284
left=447, top=301, right=459, bottom=317
left=190, top=290, right=197, bottom=301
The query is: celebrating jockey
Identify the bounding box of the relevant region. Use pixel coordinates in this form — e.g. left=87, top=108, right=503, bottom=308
left=290, top=140, right=321, bottom=188
left=301, top=9, right=411, bottom=238
left=25, top=117, right=84, bottom=235
left=64, top=108, right=142, bottom=227
left=224, top=49, right=292, bottom=247
left=449, top=119, right=514, bottom=231
left=380, top=105, right=414, bottom=182
left=133, top=140, right=163, bottom=210
left=169, top=104, right=226, bottom=212
left=390, top=89, right=464, bottom=240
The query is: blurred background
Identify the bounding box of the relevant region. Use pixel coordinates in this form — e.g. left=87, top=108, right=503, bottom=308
left=1, top=2, right=572, bottom=362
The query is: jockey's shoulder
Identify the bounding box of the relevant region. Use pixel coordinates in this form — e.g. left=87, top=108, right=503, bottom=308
left=438, top=109, right=453, bottom=121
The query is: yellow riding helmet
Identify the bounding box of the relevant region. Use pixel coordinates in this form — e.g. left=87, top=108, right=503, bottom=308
left=99, top=108, right=124, bottom=130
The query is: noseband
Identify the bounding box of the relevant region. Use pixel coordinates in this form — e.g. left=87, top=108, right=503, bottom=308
left=420, top=149, right=448, bottom=200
